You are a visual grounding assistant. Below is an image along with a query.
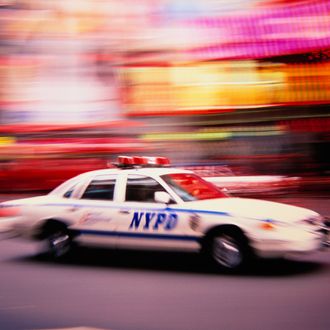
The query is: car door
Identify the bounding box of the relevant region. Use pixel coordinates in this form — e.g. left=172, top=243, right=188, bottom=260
left=69, top=173, right=120, bottom=248
left=116, top=174, right=199, bottom=251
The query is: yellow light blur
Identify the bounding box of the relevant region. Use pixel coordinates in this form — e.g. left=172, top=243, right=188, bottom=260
left=0, top=137, right=16, bottom=145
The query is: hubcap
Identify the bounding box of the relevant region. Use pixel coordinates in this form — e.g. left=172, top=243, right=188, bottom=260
left=213, top=235, right=242, bottom=269
left=48, top=232, right=70, bottom=257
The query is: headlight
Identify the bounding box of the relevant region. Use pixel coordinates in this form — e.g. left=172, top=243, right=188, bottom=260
left=298, top=215, right=324, bottom=227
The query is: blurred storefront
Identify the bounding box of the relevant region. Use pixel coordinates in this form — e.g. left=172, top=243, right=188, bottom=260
left=0, top=0, right=329, bottom=191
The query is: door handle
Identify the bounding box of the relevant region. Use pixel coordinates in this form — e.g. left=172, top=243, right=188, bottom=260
left=119, top=210, right=130, bottom=214
left=67, top=206, right=79, bottom=212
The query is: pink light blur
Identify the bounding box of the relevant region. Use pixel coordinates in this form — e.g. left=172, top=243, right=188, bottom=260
left=185, top=0, right=330, bottom=60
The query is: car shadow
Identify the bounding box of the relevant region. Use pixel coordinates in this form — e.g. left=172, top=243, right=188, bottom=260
left=25, top=245, right=327, bottom=277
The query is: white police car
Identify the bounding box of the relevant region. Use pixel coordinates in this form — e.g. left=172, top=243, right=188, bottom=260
left=0, top=156, right=327, bottom=271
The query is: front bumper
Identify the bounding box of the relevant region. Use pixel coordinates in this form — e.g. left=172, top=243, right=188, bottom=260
left=321, top=218, right=330, bottom=248
left=250, top=230, right=324, bottom=258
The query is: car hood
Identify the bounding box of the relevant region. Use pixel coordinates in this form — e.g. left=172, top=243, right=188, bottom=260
left=180, top=197, right=318, bottom=222
left=206, top=175, right=294, bottom=183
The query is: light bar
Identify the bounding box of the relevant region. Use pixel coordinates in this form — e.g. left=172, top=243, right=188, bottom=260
left=117, top=156, right=134, bottom=166
left=116, top=156, right=170, bottom=168
left=132, top=156, right=149, bottom=166
left=154, top=157, right=170, bottom=166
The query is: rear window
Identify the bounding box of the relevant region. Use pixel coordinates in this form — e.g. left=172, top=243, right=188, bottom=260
left=81, top=175, right=117, bottom=201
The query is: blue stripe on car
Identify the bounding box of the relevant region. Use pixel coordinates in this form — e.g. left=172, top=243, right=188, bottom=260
left=72, top=229, right=200, bottom=241
left=34, top=203, right=231, bottom=217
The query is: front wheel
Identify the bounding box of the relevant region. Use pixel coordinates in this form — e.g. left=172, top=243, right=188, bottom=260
left=205, top=229, right=252, bottom=272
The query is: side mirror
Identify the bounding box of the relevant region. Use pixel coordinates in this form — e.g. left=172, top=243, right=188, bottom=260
left=154, top=191, right=171, bottom=204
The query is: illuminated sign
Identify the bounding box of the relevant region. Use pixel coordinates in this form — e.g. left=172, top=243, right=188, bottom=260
left=120, top=61, right=330, bottom=116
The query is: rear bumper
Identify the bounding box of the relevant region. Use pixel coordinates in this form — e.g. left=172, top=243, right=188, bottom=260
left=0, top=217, right=36, bottom=240
left=0, top=217, right=21, bottom=239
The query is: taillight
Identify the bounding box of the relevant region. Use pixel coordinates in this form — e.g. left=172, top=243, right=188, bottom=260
left=0, top=205, right=21, bottom=217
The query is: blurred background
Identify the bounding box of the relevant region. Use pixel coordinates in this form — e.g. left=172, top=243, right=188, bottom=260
left=0, top=0, right=329, bottom=193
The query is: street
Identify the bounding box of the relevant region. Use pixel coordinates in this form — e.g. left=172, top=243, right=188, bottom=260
left=0, top=194, right=329, bottom=330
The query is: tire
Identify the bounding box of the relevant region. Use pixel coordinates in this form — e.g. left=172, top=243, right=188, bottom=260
left=205, top=228, right=252, bottom=272
left=42, top=226, right=72, bottom=259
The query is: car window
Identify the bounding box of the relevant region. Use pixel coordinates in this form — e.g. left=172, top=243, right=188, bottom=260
left=161, top=173, right=228, bottom=201
left=49, top=175, right=84, bottom=197
left=125, top=175, right=167, bottom=203
left=81, top=175, right=117, bottom=201
left=63, top=183, right=78, bottom=198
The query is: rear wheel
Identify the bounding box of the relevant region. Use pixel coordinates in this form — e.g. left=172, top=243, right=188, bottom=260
left=39, top=224, right=73, bottom=259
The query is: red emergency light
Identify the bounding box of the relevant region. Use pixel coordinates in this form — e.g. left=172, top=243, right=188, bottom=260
left=116, top=156, right=170, bottom=168
left=117, top=156, right=134, bottom=166
left=152, top=156, right=170, bottom=166
left=132, top=156, right=149, bottom=166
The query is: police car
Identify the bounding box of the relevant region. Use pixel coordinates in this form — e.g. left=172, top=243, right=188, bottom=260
left=0, top=156, right=327, bottom=271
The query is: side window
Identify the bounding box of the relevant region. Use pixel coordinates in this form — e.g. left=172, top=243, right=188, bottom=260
left=63, top=184, right=77, bottom=198
left=126, top=175, right=166, bottom=203
left=81, top=175, right=117, bottom=201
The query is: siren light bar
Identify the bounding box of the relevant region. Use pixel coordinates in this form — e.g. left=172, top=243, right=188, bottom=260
left=116, top=156, right=170, bottom=168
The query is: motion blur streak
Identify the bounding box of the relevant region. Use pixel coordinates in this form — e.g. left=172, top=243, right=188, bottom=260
left=0, top=0, right=329, bottom=192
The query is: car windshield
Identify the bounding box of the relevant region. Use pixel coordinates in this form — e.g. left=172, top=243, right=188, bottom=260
left=161, top=173, right=228, bottom=202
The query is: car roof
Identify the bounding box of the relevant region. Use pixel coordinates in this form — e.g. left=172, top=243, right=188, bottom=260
left=80, top=166, right=193, bottom=178
left=50, top=166, right=194, bottom=196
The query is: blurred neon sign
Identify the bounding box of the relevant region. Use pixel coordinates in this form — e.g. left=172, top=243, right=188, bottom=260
left=185, top=0, right=330, bottom=60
